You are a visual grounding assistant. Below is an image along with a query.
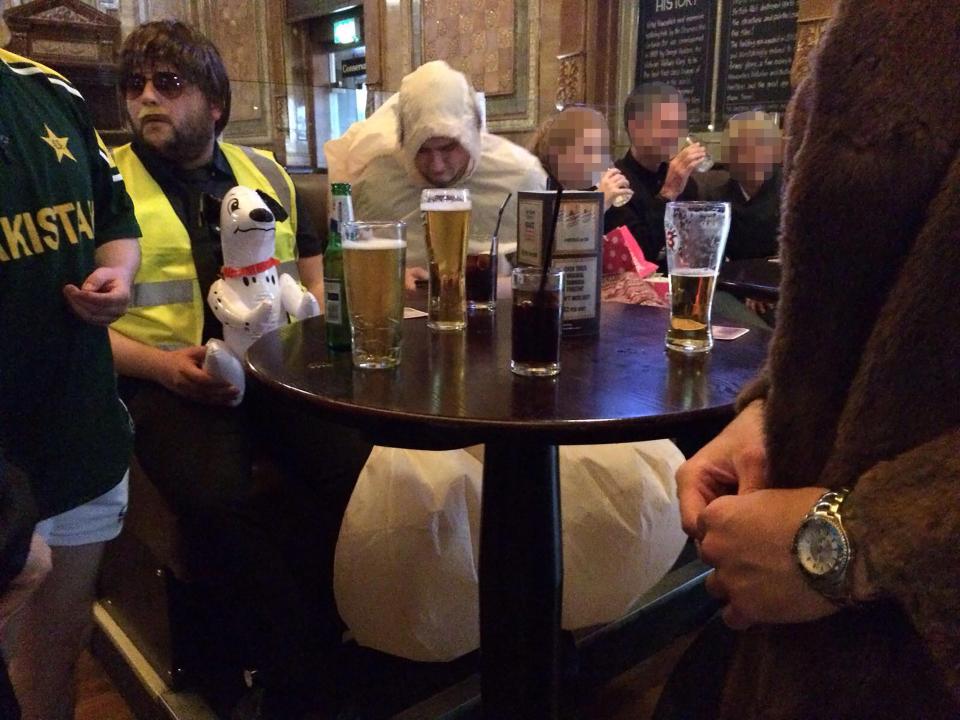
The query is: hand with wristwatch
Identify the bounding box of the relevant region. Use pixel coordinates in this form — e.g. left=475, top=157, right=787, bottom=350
left=792, top=488, right=857, bottom=605
left=676, top=402, right=880, bottom=626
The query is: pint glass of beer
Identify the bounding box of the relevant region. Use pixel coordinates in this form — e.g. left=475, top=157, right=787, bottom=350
left=421, top=188, right=471, bottom=331
left=342, top=221, right=407, bottom=369
left=663, top=202, right=731, bottom=353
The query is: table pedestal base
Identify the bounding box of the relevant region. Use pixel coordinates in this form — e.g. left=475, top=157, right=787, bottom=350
left=480, top=441, right=562, bottom=719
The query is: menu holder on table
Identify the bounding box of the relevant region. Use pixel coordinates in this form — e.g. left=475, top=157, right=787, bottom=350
left=517, top=190, right=603, bottom=336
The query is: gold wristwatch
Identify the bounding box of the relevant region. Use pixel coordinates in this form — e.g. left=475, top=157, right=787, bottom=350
left=792, top=488, right=855, bottom=604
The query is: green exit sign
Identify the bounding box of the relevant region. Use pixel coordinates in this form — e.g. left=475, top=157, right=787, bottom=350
left=333, top=17, right=360, bottom=45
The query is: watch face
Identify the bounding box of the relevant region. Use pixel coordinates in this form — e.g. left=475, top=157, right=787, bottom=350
left=796, top=517, right=848, bottom=577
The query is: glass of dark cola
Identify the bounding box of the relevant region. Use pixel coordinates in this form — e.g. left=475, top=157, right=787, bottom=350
left=511, top=266, right=564, bottom=377
left=465, top=231, right=498, bottom=312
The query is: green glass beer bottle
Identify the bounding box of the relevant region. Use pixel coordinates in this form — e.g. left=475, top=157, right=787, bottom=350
left=324, top=183, right=353, bottom=351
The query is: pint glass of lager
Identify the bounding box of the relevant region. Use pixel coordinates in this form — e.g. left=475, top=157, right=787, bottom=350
left=421, top=188, right=471, bottom=331
left=663, top=202, right=731, bottom=353
left=342, top=221, right=407, bottom=369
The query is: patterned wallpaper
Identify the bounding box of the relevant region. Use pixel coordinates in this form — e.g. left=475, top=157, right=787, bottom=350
left=202, top=0, right=262, bottom=124
left=421, top=0, right=516, bottom=97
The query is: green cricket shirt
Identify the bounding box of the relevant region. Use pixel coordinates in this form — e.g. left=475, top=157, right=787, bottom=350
left=0, top=49, right=140, bottom=519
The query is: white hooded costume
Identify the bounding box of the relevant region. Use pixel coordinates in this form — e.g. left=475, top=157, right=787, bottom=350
left=324, top=61, right=547, bottom=269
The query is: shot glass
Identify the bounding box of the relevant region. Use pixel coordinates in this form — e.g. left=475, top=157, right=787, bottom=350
left=685, top=136, right=715, bottom=173
left=342, top=221, right=407, bottom=369
left=594, top=168, right=634, bottom=208
left=421, top=188, right=471, bottom=331
left=663, top=202, right=731, bottom=354
left=465, top=231, right=498, bottom=312
left=611, top=188, right=634, bottom=208
left=511, top=267, right=564, bottom=377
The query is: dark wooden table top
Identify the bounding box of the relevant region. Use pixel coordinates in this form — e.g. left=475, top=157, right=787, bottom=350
left=718, top=257, right=781, bottom=302
left=246, top=297, right=771, bottom=448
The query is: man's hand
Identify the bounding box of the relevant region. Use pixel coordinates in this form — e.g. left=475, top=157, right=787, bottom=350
left=63, top=266, right=132, bottom=326
left=677, top=399, right=768, bottom=538
left=660, top=142, right=707, bottom=201
left=698, top=486, right=839, bottom=628
left=405, top=266, right=429, bottom=291
left=160, top=346, right=241, bottom=406
left=0, top=533, right=51, bottom=631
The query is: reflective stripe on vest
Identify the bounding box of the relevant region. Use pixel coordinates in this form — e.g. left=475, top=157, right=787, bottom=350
left=239, top=145, right=291, bottom=216
left=130, top=278, right=194, bottom=308
left=111, top=142, right=298, bottom=346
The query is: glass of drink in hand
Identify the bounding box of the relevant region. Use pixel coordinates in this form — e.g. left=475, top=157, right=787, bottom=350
left=663, top=202, right=730, bottom=354
left=611, top=187, right=634, bottom=208
left=595, top=168, right=633, bottom=208
left=685, top=136, right=715, bottom=173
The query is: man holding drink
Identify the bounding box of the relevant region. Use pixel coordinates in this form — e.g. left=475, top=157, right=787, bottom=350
left=605, top=82, right=707, bottom=270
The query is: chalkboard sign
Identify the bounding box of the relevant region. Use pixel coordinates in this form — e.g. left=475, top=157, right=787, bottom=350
left=717, top=0, right=798, bottom=118
left=632, top=0, right=799, bottom=130
left=635, top=0, right=718, bottom=131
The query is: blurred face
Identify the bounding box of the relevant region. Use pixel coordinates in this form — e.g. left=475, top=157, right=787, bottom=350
left=627, top=101, right=687, bottom=162
left=125, top=63, right=222, bottom=168
left=554, top=127, right=605, bottom=189
left=414, top=137, right=471, bottom=187
left=727, top=130, right=780, bottom=186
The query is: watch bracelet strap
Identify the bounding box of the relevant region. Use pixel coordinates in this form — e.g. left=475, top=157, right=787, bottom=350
left=806, top=488, right=856, bottom=606
left=812, top=487, right=850, bottom=520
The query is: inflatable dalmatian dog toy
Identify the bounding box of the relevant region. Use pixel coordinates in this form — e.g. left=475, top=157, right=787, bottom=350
left=204, top=185, right=320, bottom=405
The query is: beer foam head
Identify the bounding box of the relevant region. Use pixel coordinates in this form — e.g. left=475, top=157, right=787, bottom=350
left=342, top=239, right=407, bottom=251
left=419, top=200, right=472, bottom=212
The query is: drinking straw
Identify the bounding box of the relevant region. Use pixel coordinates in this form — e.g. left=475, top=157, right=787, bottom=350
left=493, top=192, right=512, bottom=239
left=539, top=184, right=563, bottom=294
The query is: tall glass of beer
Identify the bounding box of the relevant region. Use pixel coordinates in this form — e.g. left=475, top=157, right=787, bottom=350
left=664, top=202, right=731, bottom=353
left=421, top=188, right=471, bottom=331
left=342, top=221, right=407, bottom=369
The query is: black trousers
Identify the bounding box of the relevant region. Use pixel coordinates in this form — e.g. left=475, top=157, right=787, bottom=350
left=121, top=378, right=372, bottom=702
left=0, top=656, right=19, bottom=720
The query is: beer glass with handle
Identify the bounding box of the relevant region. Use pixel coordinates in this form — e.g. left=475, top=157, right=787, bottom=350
left=664, top=201, right=730, bottom=353
left=421, top=188, right=471, bottom=331
left=342, top=221, right=407, bottom=369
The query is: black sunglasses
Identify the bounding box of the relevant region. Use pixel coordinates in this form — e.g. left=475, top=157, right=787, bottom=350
left=123, top=71, right=186, bottom=100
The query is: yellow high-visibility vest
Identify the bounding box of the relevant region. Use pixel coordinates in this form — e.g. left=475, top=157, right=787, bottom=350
left=111, top=142, right=299, bottom=349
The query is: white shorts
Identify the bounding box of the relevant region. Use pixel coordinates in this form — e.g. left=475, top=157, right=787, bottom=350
left=34, top=472, right=129, bottom=547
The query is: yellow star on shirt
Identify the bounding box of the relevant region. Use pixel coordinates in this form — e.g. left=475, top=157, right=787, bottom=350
left=41, top=124, right=76, bottom=163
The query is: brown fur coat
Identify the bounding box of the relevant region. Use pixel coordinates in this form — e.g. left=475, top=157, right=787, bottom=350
left=722, top=2, right=960, bottom=718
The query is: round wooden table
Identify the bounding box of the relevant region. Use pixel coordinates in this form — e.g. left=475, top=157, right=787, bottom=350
left=246, top=299, right=770, bottom=720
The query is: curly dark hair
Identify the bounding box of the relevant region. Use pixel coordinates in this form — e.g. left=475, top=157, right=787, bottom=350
left=120, top=20, right=231, bottom=135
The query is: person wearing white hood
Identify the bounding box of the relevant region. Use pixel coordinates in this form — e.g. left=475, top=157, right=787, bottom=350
left=346, top=61, right=547, bottom=272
